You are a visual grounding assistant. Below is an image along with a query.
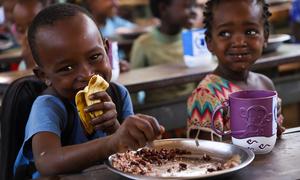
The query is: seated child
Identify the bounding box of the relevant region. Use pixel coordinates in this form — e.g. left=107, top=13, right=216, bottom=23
left=83, top=0, right=135, bottom=38
left=2, top=0, right=16, bottom=28
left=192, top=0, right=207, bottom=29
left=68, top=0, right=136, bottom=38
left=12, top=0, right=56, bottom=70
left=14, top=3, right=164, bottom=179
left=130, top=0, right=196, bottom=103
left=187, top=0, right=285, bottom=140
left=68, top=0, right=133, bottom=72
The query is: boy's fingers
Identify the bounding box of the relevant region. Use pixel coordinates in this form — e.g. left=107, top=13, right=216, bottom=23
left=121, top=135, right=140, bottom=151
left=89, top=91, right=111, bottom=102
left=134, top=117, right=155, bottom=141
left=85, top=102, right=115, bottom=113
left=136, top=114, right=161, bottom=136
left=94, top=119, right=116, bottom=130
left=90, top=109, right=117, bottom=125
left=128, top=127, right=147, bottom=148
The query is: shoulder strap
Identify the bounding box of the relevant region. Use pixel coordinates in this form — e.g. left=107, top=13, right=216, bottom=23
left=42, top=88, right=75, bottom=145
left=60, top=99, right=75, bottom=146
left=107, top=82, right=124, bottom=123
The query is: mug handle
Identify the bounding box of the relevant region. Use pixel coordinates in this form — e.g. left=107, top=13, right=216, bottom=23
left=211, top=100, right=231, bottom=136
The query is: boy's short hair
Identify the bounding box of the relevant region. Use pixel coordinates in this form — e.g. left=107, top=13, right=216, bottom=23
left=203, top=0, right=272, bottom=39
left=27, top=3, right=97, bottom=66
left=16, top=0, right=57, bottom=6
left=149, top=0, right=173, bottom=18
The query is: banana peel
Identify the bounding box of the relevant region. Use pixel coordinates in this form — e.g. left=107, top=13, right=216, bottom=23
left=75, top=75, right=109, bottom=135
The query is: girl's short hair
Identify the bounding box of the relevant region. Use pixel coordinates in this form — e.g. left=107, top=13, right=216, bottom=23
left=203, top=0, right=272, bottom=39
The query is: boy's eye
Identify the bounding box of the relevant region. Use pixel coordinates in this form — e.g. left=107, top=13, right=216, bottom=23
left=58, top=65, right=73, bottom=72
left=219, top=31, right=231, bottom=38
left=90, top=53, right=104, bottom=62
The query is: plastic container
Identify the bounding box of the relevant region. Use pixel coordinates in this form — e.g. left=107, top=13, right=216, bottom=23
left=182, top=28, right=213, bottom=68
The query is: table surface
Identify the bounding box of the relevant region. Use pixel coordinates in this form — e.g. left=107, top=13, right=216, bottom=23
left=0, top=44, right=300, bottom=94
left=0, top=48, right=22, bottom=64
left=37, top=127, right=300, bottom=180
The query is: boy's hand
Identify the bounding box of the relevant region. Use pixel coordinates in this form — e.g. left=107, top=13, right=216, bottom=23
left=110, top=114, right=165, bottom=152
left=85, top=91, right=120, bottom=134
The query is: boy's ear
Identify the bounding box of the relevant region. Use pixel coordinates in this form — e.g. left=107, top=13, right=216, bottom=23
left=33, top=66, right=47, bottom=83
left=104, top=38, right=110, bottom=55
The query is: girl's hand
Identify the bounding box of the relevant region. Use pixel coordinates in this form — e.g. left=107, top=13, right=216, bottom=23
left=85, top=91, right=120, bottom=134
left=277, top=98, right=285, bottom=138
left=277, top=114, right=285, bottom=138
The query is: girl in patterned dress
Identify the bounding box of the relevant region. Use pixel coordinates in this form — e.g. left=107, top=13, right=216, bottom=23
left=187, top=0, right=285, bottom=140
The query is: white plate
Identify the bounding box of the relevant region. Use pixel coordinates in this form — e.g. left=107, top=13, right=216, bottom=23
left=105, top=138, right=255, bottom=179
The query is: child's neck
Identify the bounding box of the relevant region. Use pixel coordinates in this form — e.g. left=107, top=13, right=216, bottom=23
left=159, top=23, right=182, bottom=35
left=213, top=66, right=249, bottom=82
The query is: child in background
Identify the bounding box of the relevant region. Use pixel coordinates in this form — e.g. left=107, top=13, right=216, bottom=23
left=192, top=0, right=207, bottom=29
left=68, top=0, right=132, bottom=72
left=14, top=3, right=164, bottom=179
left=187, top=0, right=285, bottom=140
left=2, top=0, right=16, bottom=28
left=2, top=0, right=17, bottom=43
left=13, top=0, right=56, bottom=70
left=130, top=0, right=196, bottom=103
left=82, top=0, right=135, bottom=38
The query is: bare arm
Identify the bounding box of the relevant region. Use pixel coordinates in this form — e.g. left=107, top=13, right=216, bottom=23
left=32, top=114, right=164, bottom=176
left=32, top=132, right=114, bottom=175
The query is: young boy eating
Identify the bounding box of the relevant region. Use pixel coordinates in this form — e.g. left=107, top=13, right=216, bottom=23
left=14, top=3, right=164, bottom=179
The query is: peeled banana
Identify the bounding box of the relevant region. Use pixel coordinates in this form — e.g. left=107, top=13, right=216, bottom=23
left=75, top=75, right=109, bottom=135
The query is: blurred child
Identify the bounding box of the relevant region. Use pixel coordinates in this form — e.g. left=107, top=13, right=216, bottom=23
left=2, top=0, right=17, bottom=44
left=68, top=0, right=132, bottom=72
left=187, top=0, right=285, bottom=140
left=14, top=3, right=164, bottom=179
left=85, top=0, right=135, bottom=38
left=130, top=0, right=196, bottom=103
left=84, top=0, right=133, bottom=72
left=192, top=0, right=207, bottom=28
left=12, top=0, right=55, bottom=70
left=68, top=0, right=135, bottom=38
left=2, top=0, right=16, bottom=28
